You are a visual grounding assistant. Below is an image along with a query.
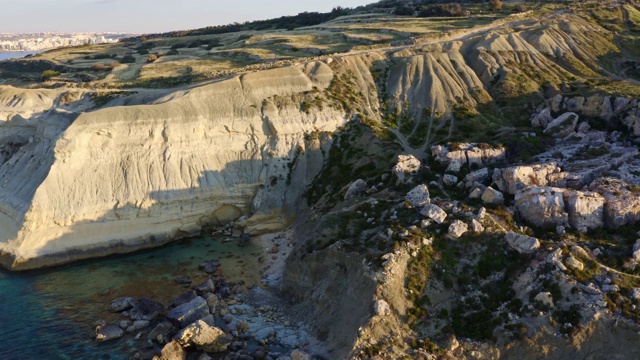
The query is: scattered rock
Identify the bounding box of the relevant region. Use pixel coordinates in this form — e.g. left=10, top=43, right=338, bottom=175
left=468, top=187, right=484, bottom=199
left=481, top=187, right=504, bottom=206
left=238, top=233, right=250, bottom=247
left=167, top=296, right=209, bottom=328
left=602, top=284, right=620, bottom=293
left=494, top=163, right=560, bottom=195
left=505, top=231, right=540, bottom=254
left=290, top=350, right=313, bottom=360
left=464, top=168, right=490, bottom=188
left=95, top=324, right=124, bottom=342
left=443, top=174, right=458, bottom=186
left=344, top=179, right=367, bottom=200
left=393, top=155, right=421, bottom=184
left=193, top=279, right=216, bottom=295
left=544, top=112, right=579, bottom=138
left=633, top=240, right=640, bottom=262
left=128, top=298, right=164, bottom=321
left=199, top=260, right=220, bottom=274
left=565, top=191, right=605, bottom=232
left=172, top=291, right=198, bottom=308
left=565, top=255, right=584, bottom=271
left=590, top=177, right=640, bottom=228
left=477, top=207, right=487, bottom=220
left=154, top=340, right=186, bottom=360
left=515, top=187, right=568, bottom=230
left=531, top=108, right=553, bottom=128
left=547, top=249, right=567, bottom=271
left=108, top=296, right=136, bottom=313
left=534, top=292, right=554, bottom=308
left=373, top=299, right=391, bottom=317
left=406, top=185, right=430, bottom=208
left=148, top=321, right=174, bottom=342
left=470, top=219, right=484, bottom=234
left=420, top=204, right=447, bottom=224
left=126, top=320, right=150, bottom=333
left=631, top=288, right=640, bottom=301
left=176, top=320, right=232, bottom=353
left=448, top=220, right=468, bottom=239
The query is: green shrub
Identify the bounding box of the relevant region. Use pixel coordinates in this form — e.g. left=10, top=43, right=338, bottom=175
left=41, top=70, right=60, bottom=80
left=120, top=55, right=136, bottom=63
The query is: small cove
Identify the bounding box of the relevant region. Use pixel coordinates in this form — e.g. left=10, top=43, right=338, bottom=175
left=0, top=236, right=263, bottom=359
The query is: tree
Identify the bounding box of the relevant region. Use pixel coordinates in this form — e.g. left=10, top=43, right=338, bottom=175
left=489, top=0, right=503, bottom=11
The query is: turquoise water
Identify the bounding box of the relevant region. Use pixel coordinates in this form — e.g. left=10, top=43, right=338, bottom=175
left=0, top=52, right=39, bottom=61
left=0, top=236, right=262, bottom=359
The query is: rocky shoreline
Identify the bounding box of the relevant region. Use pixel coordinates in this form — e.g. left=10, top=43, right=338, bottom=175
left=92, top=235, right=321, bottom=360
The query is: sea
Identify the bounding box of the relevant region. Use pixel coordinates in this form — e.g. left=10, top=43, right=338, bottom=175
left=0, top=51, right=39, bottom=61
left=0, top=236, right=263, bottom=359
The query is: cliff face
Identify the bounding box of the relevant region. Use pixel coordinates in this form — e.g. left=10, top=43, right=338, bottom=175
left=0, top=33, right=129, bottom=52
left=0, top=62, right=367, bottom=269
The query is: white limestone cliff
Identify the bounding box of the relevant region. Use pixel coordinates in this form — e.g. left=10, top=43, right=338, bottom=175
left=0, top=61, right=364, bottom=269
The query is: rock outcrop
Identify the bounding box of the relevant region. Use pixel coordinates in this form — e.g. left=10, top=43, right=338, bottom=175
left=515, top=187, right=568, bottom=230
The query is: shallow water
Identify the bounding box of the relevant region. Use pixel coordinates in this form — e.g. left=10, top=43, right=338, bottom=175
left=0, top=236, right=263, bottom=359
left=0, top=52, right=39, bottom=61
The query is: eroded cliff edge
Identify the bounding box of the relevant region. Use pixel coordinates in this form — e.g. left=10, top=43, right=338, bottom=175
left=0, top=60, right=370, bottom=270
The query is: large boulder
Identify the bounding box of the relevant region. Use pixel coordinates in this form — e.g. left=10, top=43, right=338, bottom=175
left=393, top=154, right=421, bottom=184
left=108, top=296, right=136, bottom=313
left=544, top=112, right=579, bottom=138
left=464, top=168, right=490, bottom=188
left=494, top=163, right=560, bottom=195
left=167, top=296, right=209, bottom=328
left=420, top=204, right=447, bottom=224
left=176, top=320, right=232, bottom=353
left=515, top=187, right=568, bottom=230
left=406, top=185, right=430, bottom=208
left=95, top=324, right=124, bottom=342
left=505, top=231, right=540, bottom=254
left=373, top=299, right=391, bottom=317
left=531, top=108, right=553, bottom=128
left=154, top=340, right=186, bottom=360
left=589, top=177, right=640, bottom=228
left=564, top=191, right=605, bottom=232
left=344, top=179, right=367, bottom=200
left=127, top=298, right=164, bottom=321
left=448, top=220, right=468, bottom=239
left=432, top=143, right=505, bottom=173
left=481, top=187, right=504, bottom=206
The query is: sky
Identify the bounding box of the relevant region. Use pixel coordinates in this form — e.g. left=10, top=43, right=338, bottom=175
left=0, top=0, right=376, bottom=34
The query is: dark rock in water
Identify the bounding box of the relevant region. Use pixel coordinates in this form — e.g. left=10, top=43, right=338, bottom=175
left=238, top=354, right=256, bottom=360
left=172, top=290, right=198, bottom=308
left=199, top=260, right=220, bottom=274
left=167, top=296, right=209, bottom=328
left=147, top=321, right=174, bottom=342
left=174, top=275, right=192, bottom=285
left=219, top=286, right=231, bottom=298
left=128, top=298, right=164, bottom=321
left=95, top=323, right=124, bottom=341
left=252, top=348, right=268, bottom=359
left=238, top=233, right=250, bottom=247
left=193, top=279, right=216, bottom=295
left=126, top=320, right=150, bottom=333
left=108, top=296, right=136, bottom=312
